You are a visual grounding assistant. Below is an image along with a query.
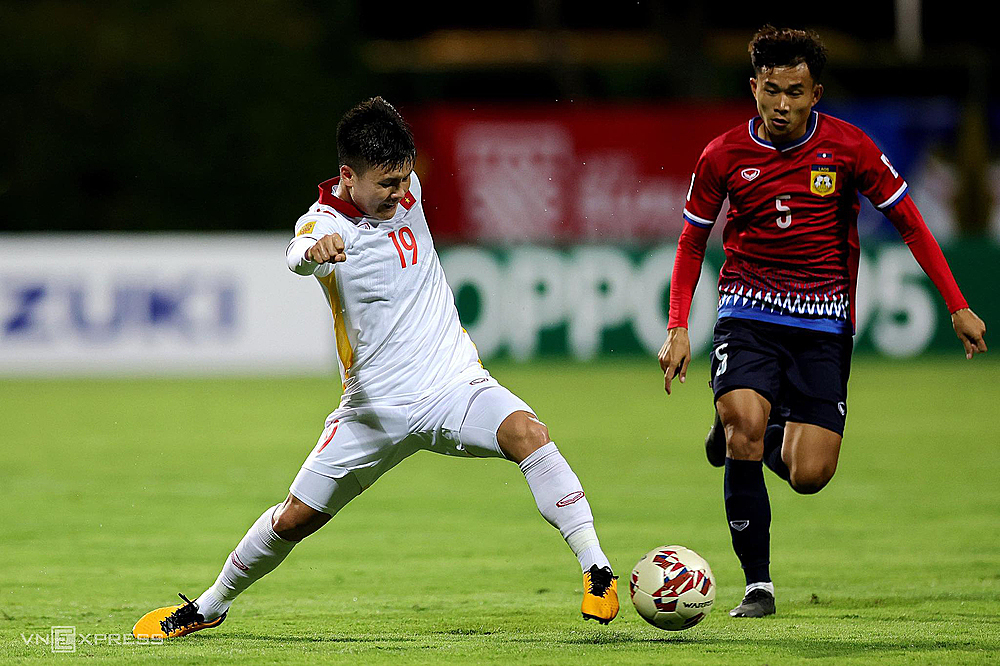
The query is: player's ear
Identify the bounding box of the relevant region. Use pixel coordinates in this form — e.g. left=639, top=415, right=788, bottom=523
left=749, top=76, right=758, bottom=97
left=812, top=83, right=824, bottom=106
left=340, top=164, right=355, bottom=186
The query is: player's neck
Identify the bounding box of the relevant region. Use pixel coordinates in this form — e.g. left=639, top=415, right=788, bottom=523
left=335, top=180, right=356, bottom=207
left=756, top=117, right=810, bottom=145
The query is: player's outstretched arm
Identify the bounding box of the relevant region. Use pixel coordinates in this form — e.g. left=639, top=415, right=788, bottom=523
left=883, top=195, right=986, bottom=359
left=951, top=308, right=987, bottom=359
left=305, top=234, right=347, bottom=264
left=659, top=327, right=691, bottom=395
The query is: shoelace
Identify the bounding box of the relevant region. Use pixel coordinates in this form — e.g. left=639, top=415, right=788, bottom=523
left=587, top=566, right=616, bottom=597
left=159, top=593, right=202, bottom=634
left=743, top=588, right=772, bottom=603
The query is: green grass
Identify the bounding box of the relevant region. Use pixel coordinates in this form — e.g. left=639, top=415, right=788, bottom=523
left=1, top=356, right=999, bottom=664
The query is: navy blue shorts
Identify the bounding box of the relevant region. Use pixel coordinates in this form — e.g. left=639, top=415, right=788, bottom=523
left=709, top=317, right=853, bottom=436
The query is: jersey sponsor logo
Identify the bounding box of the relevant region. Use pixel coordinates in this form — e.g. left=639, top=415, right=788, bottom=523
left=296, top=221, right=316, bottom=236
left=556, top=491, right=585, bottom=507
left=810, top=165, right=837, bottom=196
left=729, top=520, right=749, bottom=531
left=740, top=167, right=761, bottom=182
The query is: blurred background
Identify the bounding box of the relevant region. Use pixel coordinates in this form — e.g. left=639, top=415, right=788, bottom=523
left=1, top=0, right=997, bottom=373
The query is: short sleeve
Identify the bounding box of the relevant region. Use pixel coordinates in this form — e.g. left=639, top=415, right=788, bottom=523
left=855, top=132, right=908, bottom=211
left=682, top=141, right=727, bottom=228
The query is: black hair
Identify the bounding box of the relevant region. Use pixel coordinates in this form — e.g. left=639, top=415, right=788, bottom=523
left=749, top=25, right=828, bottom=82
left=336, top=96, right=416, bottom=174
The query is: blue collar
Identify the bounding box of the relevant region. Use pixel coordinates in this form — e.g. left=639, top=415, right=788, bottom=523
left=748, top=110, right=819, bottom=152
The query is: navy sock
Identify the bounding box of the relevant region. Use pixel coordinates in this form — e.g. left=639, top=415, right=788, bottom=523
left=724, top=458, right=771, bottom=585
left=762, top=424, right=790, bottom=481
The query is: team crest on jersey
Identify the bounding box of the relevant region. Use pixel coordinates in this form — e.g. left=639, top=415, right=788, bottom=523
left=810, top=164, right=837, bottom=196
left=296, top=221, right=316, bottom=236
left=740, top=167, right=761, bottom=182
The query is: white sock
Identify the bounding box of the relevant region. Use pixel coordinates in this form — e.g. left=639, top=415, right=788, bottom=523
left=195, top=504, right=296, bottom=621
left=519, top=442, right=611, bottom=573
left=746, top=581, right=775, bottom=596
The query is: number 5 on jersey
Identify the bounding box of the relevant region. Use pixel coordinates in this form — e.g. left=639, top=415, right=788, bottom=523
left=388, top=226, right=418, bottom=268
left=775, top=195, right=792, bottom=229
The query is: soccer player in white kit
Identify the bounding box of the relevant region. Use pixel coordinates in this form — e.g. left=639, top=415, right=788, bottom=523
left=132, top=97, right=619, bottom=639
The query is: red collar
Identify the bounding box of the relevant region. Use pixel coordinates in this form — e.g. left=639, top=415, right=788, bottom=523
left=317, top=177, right=366, bottom=218
left=317, top=177, right=417, bottom=217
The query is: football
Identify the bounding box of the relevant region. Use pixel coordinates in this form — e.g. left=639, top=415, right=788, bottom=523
left=629, top=545, right=716, bottom=630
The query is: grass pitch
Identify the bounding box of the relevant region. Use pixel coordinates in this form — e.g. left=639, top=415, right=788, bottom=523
left=2, top=356, right=999, bottom=664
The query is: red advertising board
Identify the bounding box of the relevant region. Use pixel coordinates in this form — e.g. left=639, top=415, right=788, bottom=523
left=407, top=104, right=755, bottom=242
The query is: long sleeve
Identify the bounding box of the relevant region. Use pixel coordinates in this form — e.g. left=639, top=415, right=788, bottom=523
left=286, top=235, right=323, bottom=275
left=667, top=222, right=713, bottom=329
left=884, top=195, right=967, bottom=313
left=287, top=211, right=353, bottom=278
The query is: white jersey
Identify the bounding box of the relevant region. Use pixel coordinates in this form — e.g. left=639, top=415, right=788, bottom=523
left=286, top=172, right=482, bottom=403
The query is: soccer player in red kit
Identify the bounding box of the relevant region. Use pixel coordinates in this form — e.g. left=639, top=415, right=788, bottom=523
left=659, top=26, right=987, bottom=618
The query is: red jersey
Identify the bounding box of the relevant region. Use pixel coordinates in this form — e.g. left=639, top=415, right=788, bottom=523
left=682, top=111, right=908, bottom=334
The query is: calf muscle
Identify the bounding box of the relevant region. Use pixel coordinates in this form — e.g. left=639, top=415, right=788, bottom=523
left=782, top=422, right=842, bottom=494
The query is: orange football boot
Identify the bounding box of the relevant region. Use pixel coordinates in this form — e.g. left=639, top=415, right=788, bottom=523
left=581, top=565, right=619, bottom=624
left=132, top=593, right=226, bottom=639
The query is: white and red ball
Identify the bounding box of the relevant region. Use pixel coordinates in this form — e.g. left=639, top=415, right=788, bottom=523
left=629, top=545, right=716, bottom=630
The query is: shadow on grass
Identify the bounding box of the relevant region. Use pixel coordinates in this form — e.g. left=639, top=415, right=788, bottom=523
left=563, top=633, right=697, bottom=645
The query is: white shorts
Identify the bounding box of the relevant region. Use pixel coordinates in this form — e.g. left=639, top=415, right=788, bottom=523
left=289, top=367, right=533, bottom=514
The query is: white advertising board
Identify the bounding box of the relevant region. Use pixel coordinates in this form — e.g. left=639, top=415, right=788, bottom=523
left=0, top=234, right=334, bottom=375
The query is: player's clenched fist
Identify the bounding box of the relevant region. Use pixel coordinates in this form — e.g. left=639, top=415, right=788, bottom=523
left=306, top=234, right=347, bottom=264
left=658, top=327, right=691, bottom=395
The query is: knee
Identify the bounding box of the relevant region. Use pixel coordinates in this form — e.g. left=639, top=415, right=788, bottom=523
left=513, top=418, right=550, bottom=456
left=723, top=416, right=765, bottom=460
left=272, top=496, right=330, bottom=541
left=525, top=420, right=550, bottom=451
left=789, top=464, right=837, bottom=494
left=271, top=507, right=307, bottom=541
left=498, top=412, right=550, bottom=463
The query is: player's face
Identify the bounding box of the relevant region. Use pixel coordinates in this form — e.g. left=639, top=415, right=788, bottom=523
left=342, top=162, right=413, bottom=220
left=750, top=62, right=823, bottom=143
